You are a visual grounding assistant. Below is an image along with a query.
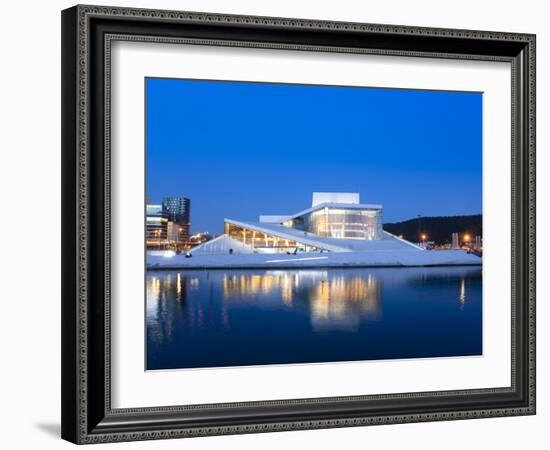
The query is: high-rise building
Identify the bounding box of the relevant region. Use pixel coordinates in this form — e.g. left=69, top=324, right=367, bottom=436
left=146, top=204, right=168, bottom=248
left=166, top=221, right=181, bottom=244
left=162, top=197, right=191, bottom=242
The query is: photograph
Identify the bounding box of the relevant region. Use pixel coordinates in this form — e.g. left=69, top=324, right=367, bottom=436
left=145, top=78, right=484, bottom=370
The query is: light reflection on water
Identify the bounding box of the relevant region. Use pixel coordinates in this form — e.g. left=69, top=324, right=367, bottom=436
left=220, top=271, right=382, bottom=330
left=146, top=266, right=481, bottom=370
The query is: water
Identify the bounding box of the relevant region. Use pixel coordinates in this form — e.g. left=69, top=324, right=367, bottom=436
left=146, top=266, right=482, bottom=370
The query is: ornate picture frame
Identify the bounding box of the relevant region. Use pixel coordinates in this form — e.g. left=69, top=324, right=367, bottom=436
left=61, top=5, right=536, bottom=444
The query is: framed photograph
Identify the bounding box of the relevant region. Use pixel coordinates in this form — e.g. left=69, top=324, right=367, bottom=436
left=61, top=5, right=536, bottom=444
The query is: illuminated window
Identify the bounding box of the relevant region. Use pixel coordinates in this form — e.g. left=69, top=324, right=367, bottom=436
left=283, top=207, right=382, bottom=240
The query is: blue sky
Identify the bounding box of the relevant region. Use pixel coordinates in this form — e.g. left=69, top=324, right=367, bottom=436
left=146, top=78, right=482, bottom=234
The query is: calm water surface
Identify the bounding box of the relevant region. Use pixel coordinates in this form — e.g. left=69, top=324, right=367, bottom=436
left=146, top=267, right=482, bottom=370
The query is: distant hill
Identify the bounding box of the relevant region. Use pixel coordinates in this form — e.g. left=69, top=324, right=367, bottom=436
left=383, top=215, right=482, bottom=245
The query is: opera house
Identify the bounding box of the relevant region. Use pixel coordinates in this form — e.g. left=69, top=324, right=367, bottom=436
left=147, top=193, right=482, bottom=269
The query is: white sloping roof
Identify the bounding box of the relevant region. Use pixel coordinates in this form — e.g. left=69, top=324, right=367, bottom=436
left=381, top=230, right=423, bottom=250
left=259, top=215, right=289, bottom=223
left=224, top=219, right=351, bottom=252
left=188, top=234, right=254, bottom=254
left=223, top=219, right=422, bottom=253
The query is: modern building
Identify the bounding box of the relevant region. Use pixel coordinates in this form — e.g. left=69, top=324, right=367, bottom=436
left=146, top=204, right=168, bottom=248
left=148, top=193, right=483, bottom=269
left=166, top=221, right=181, bottom=244
left=190, top=192, right=418, bottom=255
left=162, top=197, right=191, bottom=242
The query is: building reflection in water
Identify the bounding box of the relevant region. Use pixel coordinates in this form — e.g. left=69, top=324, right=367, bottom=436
left=146, top=267, right=482, bottom=369
left=309, top=274, right=382, bottom=331
left=221, top=270, right=382, bottom=332
left=147, top=268, right=480, bottom=347
left=147, top=273, right=188, bottom=345
left=222, top=272, right=301, bottom=307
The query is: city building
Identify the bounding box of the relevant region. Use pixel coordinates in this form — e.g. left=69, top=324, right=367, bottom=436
left=146, top=204, right=168, bottom=248
left=162, top=197, right=191, bottom=242
left=452, top=232, right=459, bottom=249
left=166, top=221, right=181, bottom=244
left=148, top=193, right=482, bottom=269
left=475, top=235, right=482, bottom=251
left=190, top=192, right=417, bottom=255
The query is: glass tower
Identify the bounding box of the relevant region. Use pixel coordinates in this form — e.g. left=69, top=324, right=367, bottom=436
left=161, top=197, right=191, bottom=241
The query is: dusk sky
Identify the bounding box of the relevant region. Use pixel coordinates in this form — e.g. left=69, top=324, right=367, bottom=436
left=146, top=78, right=482, bottom=235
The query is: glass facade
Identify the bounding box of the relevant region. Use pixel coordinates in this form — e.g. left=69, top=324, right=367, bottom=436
left=146, top=204, right=168, bottom=247
left=224, top=222, right=321, bottom=253
left=161, top=197, right=190, bottom=223
left=283, top=207, right=382, bottom=240
left=162, top=197, right=191, bottom=241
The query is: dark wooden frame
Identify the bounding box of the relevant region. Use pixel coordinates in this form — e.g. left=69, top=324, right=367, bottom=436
left=61, top=4, right=536, bottom=444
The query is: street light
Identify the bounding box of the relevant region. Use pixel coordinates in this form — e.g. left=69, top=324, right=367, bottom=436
left=462, top=233, right=471, bottom=250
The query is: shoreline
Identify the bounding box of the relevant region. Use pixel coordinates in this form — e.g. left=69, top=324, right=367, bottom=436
left=146, top=262, right=482, bottom=271
left=147, top=249, right=482, bottom=271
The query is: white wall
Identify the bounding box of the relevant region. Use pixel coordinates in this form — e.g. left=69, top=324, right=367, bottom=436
left=0, top=0, right=546, bottom=449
